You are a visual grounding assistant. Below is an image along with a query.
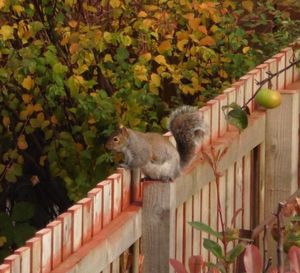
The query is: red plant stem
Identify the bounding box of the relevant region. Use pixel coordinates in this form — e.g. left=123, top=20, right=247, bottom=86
left=276, top=202, right=285, bottom=273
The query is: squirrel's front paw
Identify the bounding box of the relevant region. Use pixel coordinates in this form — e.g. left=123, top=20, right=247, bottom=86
left=119, top=163, right=130, bottom=169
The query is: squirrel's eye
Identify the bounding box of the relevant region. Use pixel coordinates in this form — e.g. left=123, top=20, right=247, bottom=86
left=113, top=137, right=119, bottom=142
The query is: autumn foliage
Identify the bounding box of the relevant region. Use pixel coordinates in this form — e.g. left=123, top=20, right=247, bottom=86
left=0, top=0, right=299, bottom=260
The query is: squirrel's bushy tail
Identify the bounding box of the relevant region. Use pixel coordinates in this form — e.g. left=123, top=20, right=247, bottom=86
left=169, top=106, right=207, bottom=168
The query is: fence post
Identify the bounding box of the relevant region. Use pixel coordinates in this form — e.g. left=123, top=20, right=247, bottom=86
left=265, top=90, right=299, bottom=216
left=142, top=181, right=176, bottom=273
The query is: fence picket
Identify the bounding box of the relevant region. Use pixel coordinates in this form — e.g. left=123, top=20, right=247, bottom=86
left=47, top=221, right=62, bottom=269
left=15, top=247, right=30, bottom=273
left=68, top=205, right=83, bottom=253
left=57, top=212, right=72, bottom=261
left=36, top=229, right=52, bottom=273
left=88, top=187, right=103, bottom=235
left=3, top=255, right=20, bottom=273
left=26, top=237, right=42, bottom=273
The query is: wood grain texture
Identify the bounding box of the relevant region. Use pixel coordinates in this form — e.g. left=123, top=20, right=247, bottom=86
left=15, top=247, right=30, bottom=273
left=47, top=221, right=62, bottom=269
left=265, top=91, right=299, bottom=215
left=142, top=181, right=176, bottom=273
left=51, top=206, right=141, bottom=273
left=88, top=187, right=103, bottom=235
left=36, top=229, right=52, bottom=273
left=3, top=254, right=20, bottom=273
left=57, top=212, right=72, bottom=261
left=26, top=237, right=42, bottom=273
left=0, top=264, right=10, bottom=273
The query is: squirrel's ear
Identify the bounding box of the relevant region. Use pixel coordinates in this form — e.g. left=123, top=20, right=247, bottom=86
left=120, top=126, right=129, bottom=135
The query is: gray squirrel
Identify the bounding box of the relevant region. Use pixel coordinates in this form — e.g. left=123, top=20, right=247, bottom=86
left=105, top=106, right=207, bottom=181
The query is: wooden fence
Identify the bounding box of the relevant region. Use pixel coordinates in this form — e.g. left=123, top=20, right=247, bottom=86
left=0, top=39, right=300, bottom=273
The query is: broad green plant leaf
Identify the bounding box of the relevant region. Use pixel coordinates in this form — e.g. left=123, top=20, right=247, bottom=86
left=203, top=238, right=223, bottom=259
left=189, top=221, right=221, bottom=238
left=13, top=223, right=36, bottom=247
left=225, top=243, right=245, bottom=263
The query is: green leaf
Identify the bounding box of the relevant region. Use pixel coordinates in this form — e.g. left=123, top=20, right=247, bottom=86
left=11, top=202, right=34, bottom=222
left=227, top=108, right=248, bottom=131
left=203, top=238, right=223, bottom=259
left=189, top=221, right=221, bottom=238
left=13, top=223, right=36, bottom=247
left=0, top=248, right=11, bottom=264
left=225, top=243, right=245, bottom=263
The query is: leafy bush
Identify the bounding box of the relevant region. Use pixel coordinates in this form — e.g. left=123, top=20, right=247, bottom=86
left=0, top=0, right=299, bottom=261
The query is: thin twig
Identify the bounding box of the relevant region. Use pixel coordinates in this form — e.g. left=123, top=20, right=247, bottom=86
left=276, top=202, right=285, bottom=273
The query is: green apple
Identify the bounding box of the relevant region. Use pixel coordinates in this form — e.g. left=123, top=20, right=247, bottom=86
left=255, top=88, right=282, bottom=109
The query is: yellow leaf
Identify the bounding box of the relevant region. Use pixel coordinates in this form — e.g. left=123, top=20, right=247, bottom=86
left=22, top=76, right=35, bottom=90
left=138, top=11, right=147, bottom=17
left=88, top=117, right=96, bottom=124
left=199, top=36, right=215, bottom=46
left=39, top=156, right=47, bottom=167
left=12, top=5, right=24, bottom=16
left=110, top=0, right=121, bottom=8
left=149, top=73, right=161, bottom=94
left=33, top=104, right=43, bottom=112
left=158, top=40, right=172, bottom=54
left=37, top=112, right=45, bottom=122
left=68, top=20, right=78, bottom=28
left=0, top=236, right=7, bottom=247
left=17, top=135, right=28, bottom=150
left=180, top=84, right=195, bottom=95
left=22, top=94, right=32, bottom=104
left=0, top=0, right=5, bottom=9
left=20, top=110, right=29, bottom=120
left=0, top=25, right=14, bottom=40
left=154, top=55, right=167, bottom=66
left=139, top=52, right=152, bottom=63
left=133, top=64, right=148, bottom=82
left=177, top=39, right=189, bottom=52
left=242, top=0, right=254, bottom=13
left=219, top=69, right=228, bottom=79
left=2, top=116, right=10, bottom=128
left=242, top=46, right=250, bottom=54
left=104, top=54, right=113, bottom=63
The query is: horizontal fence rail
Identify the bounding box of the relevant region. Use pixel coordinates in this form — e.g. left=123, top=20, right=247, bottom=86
left=1, top=39, right=300, bottom=273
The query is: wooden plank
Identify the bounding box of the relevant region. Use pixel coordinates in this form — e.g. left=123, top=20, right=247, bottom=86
left=175, top=205, right=184, bottom=262
left=192, top=192, right=201, bottom=256
left=142, top=181, right=176, bottom=273
left=264, top=58, right=278, bottom=89
left=132, top=240, right=140, bottom=273
left=199, top=106, right=211, bottom=145
left=36, top=229, right=52, bottom=273
left=102, top=265, right=111, bottom=273
left=210, top=181, right=218, bottom=264
left=0, top=264, right=10, bottom=273
left=47, top=220, right=62, bottom=269
left=131, top=168, right=142, bottom=203
left=184, top=198, right=193, bottom=268
left=88, top=187, right=103, bottom=235
left=68, top=205, right=83, bottom=253
left=97, top=180, right=113, bottom=227
left=292, top=39, right=300, bottom=81
left=15, top=247, right=30, bottom=273
left=232, top=80, right=245, bottom=106
left=108, top=173, right=122, bottom=219
left=112, top=257, right=120, bottom=273
left=226, top=165, right=235, bottom=228
left=243, top=153, right=252, bottom=230
left=4, top=254, right=20, bottom=273
left=234, top=159, right=243, bottom=228
left=256, top=63, right=269, bottom=89
left=26, top=237, right=42, bottom=273
left=176, top=111, right=266, bottom=208
left=206, top=100, right=219, bottom=140
left=78, top=198, right=93, bottom=244
left=265, top=90, right=299, bottom=216
left=273, top=52, right=286, bottom=89
left=201, top=183, right=209, bottom=262
left=247, top=69, right=261, bottom=111
left=240, top=74, right=254, bottom=112
left=281, top=47, right=294, bottom=87
left=50, top=206, right=141, bottom=273
left=57, top=212, right=73, bottom=261
left=218, top=175, right=227, bottom=233
left=214, top=94, right=228, bottom=136
left=117, top=168, right=131, bottom=210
